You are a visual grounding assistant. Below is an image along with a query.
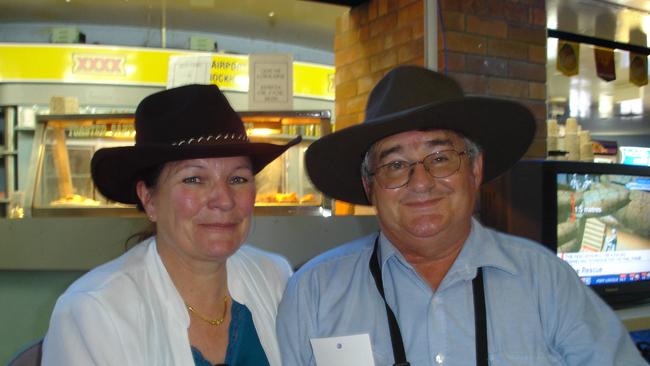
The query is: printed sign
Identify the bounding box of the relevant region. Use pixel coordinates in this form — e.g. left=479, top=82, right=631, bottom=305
left=249, top=53, right=293, bottom=110
left=167, top=55, right=212, bottom=88
left=0, top=44, right=333, bottom=100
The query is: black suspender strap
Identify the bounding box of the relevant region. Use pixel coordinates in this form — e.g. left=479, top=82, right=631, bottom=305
left=369, top=237, right=410, bottom=366
left=369, top=235, right=489, bottom=366
left=473, top=267, right=488, bottom=366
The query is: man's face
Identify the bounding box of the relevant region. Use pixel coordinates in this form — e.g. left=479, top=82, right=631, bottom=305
left=363, top=129, right=483, bottom=254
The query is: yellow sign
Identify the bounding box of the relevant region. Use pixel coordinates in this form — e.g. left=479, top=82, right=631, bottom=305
left=72, top=54, right=126, bottom=76
left=0, top=43, right=334, bottom=100
left=210, top=55, right=249, bottom=91
left=294, top=62, right=335, bottom=98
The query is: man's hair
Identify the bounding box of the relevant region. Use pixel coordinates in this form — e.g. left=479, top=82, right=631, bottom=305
left=360, top=132, right=482, bottom=186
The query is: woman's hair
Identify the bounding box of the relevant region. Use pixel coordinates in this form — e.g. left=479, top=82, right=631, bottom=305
left=125, top=163, right=165, bottom=247
left=135, top=163, right=166, bottom=211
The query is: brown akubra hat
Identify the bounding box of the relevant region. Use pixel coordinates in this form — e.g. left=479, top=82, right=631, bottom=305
left=305, top=65, right=536, bottom=205
left=91, top=84, right=301, bottom=204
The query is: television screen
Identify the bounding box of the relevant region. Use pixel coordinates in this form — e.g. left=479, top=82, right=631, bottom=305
left=487, top=160, right=650, bottom=306
left=554, top=170, right=650, bottom=304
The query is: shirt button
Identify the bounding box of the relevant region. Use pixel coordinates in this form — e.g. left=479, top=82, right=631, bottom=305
left=435, top=353, right=445, bottom=364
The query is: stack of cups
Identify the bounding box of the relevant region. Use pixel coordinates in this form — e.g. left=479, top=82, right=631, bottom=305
left=579, top=130, right=594, bottom=161
left=547, top=119, right=559, bottom=153
left=565, top=117, right=580, bottom=161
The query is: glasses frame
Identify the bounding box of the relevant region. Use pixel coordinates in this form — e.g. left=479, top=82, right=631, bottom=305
left=369, top=149, right=469, bottom=189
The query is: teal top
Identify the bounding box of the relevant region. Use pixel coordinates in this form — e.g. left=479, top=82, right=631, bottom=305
left=191, top=300, right=269, bottom=366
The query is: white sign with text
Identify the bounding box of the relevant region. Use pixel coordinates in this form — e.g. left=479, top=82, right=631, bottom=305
left=167, top=55, right=212, bottom=88
left=248, top=53, right=293, bottom=110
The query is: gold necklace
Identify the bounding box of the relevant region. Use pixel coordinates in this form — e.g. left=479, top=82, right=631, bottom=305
left=186, top=295, right=229, bottom=326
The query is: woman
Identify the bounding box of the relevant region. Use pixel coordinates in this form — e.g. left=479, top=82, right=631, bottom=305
left=41, top=84, right=300, bottom=366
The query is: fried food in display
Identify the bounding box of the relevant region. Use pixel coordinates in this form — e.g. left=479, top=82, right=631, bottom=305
left=51, top=194, right=101, bottom=206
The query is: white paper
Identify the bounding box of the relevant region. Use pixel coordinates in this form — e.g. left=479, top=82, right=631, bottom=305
left=310, top=334, right=376, bottom=366
left=248, top=53, right=293, bottom=110
left=167, top=55, right=212, bottom=88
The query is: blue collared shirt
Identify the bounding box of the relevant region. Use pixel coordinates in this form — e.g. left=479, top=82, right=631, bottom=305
left=277, top=219, right=645, bottom=366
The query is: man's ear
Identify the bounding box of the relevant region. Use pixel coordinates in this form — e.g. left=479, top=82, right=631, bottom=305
left=472, top=152, right=484, bottom=189
left=136, top=181, right=156, bottom=221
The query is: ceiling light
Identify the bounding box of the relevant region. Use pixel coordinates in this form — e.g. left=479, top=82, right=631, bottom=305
left=598, top=94, right=613, bottom=118
left=619, top=99, right=643, bottom=115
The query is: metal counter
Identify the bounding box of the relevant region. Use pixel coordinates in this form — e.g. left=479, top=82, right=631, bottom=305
left=0, top=215, right=379, bottom=270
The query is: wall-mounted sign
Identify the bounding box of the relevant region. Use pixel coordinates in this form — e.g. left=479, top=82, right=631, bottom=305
left=0, top=44, right=333, bottom=100
left=72, top=54, right=126, bottom=75
left=167, top=55, right=212, bottom=88
left=248, top=54, right=293, bottom=110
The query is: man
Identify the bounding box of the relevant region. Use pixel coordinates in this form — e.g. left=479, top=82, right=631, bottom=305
left=277, top=65, right=646, bottom=366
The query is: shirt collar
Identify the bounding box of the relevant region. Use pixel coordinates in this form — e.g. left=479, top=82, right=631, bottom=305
left=447, top=218, right=519, bottom=279
left=377, top=217, right=519, bottom=282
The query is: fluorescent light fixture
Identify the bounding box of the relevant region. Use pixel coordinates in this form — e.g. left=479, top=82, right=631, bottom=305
left=598, top=94, right=613, bottom=118
left=569, top=89, right=591, bottom=118
left=619, top=98, right=643, bottom=115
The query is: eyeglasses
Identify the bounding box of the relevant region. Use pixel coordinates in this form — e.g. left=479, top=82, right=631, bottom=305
left=368, top=150, right=468, bottom=189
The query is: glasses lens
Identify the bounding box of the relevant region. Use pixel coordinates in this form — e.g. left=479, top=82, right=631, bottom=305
left=372, top=150, right=464, bottom=189
left=375, top=161, right=411, bottom=189
left=423, top=150, right=461, bottom=178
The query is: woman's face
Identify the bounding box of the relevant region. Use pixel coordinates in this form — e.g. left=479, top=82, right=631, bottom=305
left=137, top=156, right=256, bottom=263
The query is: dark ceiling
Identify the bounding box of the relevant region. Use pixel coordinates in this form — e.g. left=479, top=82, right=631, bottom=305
left=303, top=0, right=366, bottom=6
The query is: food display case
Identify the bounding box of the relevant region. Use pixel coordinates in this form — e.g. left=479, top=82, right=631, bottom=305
left=24, top=110, right=331, bottom=217
left=240, top=110, right=331, bottom=215
left=24, top=113, right=137, bottom=217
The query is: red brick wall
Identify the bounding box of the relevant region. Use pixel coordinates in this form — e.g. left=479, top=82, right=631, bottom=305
left=438, top=0, right=547, bottom=158
left=334, top=0, right=425, bottom=133
left=333, top=0, right=425, bottom=214
left=436, top=0, right=548, bottom=230
left=333, top=0, right=547, bottom=215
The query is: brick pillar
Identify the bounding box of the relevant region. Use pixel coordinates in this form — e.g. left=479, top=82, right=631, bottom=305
left=438, top=0, right=547, bottom=158
left=333, top=0, right=547, bottom=217
left=334, top=0, right=425, bottom=214
left=436, top=0, right=547, bottom=231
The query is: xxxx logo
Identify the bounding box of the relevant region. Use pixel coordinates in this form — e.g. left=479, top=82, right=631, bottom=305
left=72, top=54, right=126, bottom=75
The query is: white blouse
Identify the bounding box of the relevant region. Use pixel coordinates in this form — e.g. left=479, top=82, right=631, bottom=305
left=42, top=238, right=292, bottom=366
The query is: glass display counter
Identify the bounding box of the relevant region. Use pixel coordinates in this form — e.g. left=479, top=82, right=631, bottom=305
left=24, top=111, right=331, bottom=217
left=25, top=113, right=137, bottom=217
left=240, top=110, right=331, bottom=215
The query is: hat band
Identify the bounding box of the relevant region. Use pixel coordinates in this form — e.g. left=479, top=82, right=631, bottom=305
left=171, top=133, right=249, bottom=146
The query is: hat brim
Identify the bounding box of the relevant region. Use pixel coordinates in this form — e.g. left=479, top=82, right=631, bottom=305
left=92, top=137, right=301, bottom=204
left=306, top=97, right=536, bottom=205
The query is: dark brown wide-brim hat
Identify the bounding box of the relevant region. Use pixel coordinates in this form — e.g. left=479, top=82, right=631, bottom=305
left=306, top=65, right=536, bottom=205
left=92, top=84, right=301, bottom=204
